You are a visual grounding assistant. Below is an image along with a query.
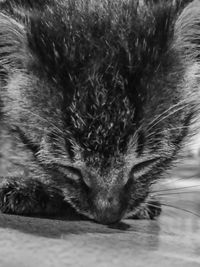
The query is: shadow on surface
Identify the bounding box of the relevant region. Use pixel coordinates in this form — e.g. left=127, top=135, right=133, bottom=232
left=0, top=206, right=132, bottom=238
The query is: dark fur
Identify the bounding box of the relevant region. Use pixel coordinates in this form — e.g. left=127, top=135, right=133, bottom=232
left=0, top=0, right=200, bottom=224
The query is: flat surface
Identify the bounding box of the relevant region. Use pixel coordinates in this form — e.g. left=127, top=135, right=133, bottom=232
left=0, top=158, right=200, bottom=267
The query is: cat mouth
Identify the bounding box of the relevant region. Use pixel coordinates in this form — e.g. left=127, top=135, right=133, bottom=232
left=92, top=208, right=126, bottom=225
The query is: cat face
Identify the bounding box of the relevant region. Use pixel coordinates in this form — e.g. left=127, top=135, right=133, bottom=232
left=1, top=0, right=200, bottom=223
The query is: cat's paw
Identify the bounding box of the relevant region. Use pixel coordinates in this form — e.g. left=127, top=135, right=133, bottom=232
left=128, top=199, right=161, bottom=220
left=0, top=178, right=64, bottom=215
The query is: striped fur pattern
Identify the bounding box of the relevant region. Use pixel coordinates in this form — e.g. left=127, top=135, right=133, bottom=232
left=0, top=0, right=200, bottom=224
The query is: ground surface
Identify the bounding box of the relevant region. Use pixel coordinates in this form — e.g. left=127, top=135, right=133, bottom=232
left=0, top=158, right=200, bottom=267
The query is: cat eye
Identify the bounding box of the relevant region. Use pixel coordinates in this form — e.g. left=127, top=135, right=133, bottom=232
left=57, top=165, right=82, bottom=182
left=131, top=157, right=160, bottom=178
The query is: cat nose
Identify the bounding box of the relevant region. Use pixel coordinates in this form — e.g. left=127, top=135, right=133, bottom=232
left=92, top=197, right=125, bottom=224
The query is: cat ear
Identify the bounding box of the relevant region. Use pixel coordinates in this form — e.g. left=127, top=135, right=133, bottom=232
left=174, top=0, right=200, bottom=60
left=0, top=12, right=27, bottom=72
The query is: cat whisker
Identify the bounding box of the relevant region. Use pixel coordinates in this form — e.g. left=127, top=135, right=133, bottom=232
left=146, top=100, right=188, bottom=130
left=13, top=123, right=64, bottom=141
left=151, top=184, right=200, bottom=193
left=146, top=125, right=190, bottom=140
left=147, top=103, right=190, bottom=132
left=152, top=191, right=200, bottom=197
left=156, top=178, right=183, bottom=185
left=144, top=202, right=161, bottom=209
left=144, top=201, right=200, bottom=218
left=157, top=175, right=199, bottom=186
left=17, top=107, right=64, bottom=135
left=160, top=202, right=200, bottom=218
left=15, top=123, right=52, bottom=133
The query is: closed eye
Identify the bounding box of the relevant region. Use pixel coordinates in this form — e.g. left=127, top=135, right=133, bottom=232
left=131, top=157, right=160, bottom=178
left=57, top=165, right=82, bottom=181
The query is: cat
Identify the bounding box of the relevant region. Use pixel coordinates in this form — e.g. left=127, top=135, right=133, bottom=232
left=0, top=0, right=200, bottom=224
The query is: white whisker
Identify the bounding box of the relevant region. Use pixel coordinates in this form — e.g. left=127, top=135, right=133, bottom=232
left=160, top=202, right=200, bottom=217
left=146, top=125, right=190, bottom=140
left=144, top=201, right=200, bottom=217
left=153, top=191, right=200, bottom=197
left=147, top=103, right=190, bottom=132
left=17, top=107, right=64, bottom=135
left=146, top=100, right=188, bottom=130
left=152, top=184, right=200, bottom=193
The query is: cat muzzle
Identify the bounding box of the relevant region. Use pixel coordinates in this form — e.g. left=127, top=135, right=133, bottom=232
left=92, top=196, right=127, bottom=224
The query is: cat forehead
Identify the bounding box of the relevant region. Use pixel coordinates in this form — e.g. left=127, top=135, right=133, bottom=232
left=27, top=1, right=178, bottom=118
left=25, top=1, right=181, bottom=155
left=66, top=91, right=138, bottom=156
left=27, top=0, right=178, bottom=84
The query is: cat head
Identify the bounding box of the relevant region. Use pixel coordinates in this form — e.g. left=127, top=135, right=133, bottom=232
left=1, top=0, right=200, bottom=223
